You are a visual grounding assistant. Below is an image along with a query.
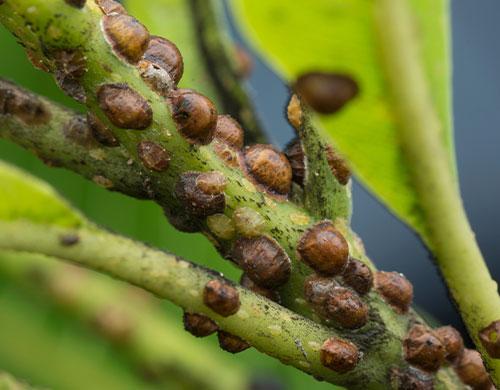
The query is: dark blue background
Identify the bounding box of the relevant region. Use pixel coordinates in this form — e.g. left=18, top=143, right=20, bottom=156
left=228, top=0, right=500, bottom=337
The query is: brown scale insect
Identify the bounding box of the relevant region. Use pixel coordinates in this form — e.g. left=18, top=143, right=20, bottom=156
left=391, top=367, right=434, bottom=390
left=284, top=138, right=305, bottom=185
left=163, top=207, right=200, bottom=233
left=183, top=312, right=218, bottom=337
left=87, top=112, right=119, bottom=147
left=325, top=286, right=368, bottom=329
left=97, top=83, right=152, bottom=130
left=95, top=0, right=126, bottom=15
left=240, top=273, right=280, bottom=303
left=304, top=274, right=337, bottom=316
left=320, top=337, right=359, bottom=373
left=62, top=115, right=95, bottom=148
left=454, top=349, right=494, bottom=389
left=0, top=80, right=50, bottom=125
left=137, top=141, right=170, bottom=172
left=284, top=138, right=351, bottom=186
left=327, top=147, right=352, bottom=185
left=53, top=50, right=87, bottom=103
left=169, top=89, right=217, bottom=145
left=175, top=172, right=226, bottom=218
left=293, top=72, right=359, bottom=114
left=479, top=320, right=500, bottom=358
left=102, top=14, right=150, bottom=64
left=287, top=94, right=303, bottom=129
left=203, top=279, right=240, bottom=317
left=297, top=221, right=349, bottom=276
left=64, top=0, right=86, bottom=8
left=434, top=325, right=464, bottom=361
left=342, top=258, right=373, bottom=295
left=214, top=115, right=244, bottom=149
left=375, top=271, right=413, bottom=313
left=234, top=45, right=253, bottom=79
left=244, top=144, right=292, bottom=195
left=142, top=36, right=184, bottom=85
left=404, top=324, right=446, bottom=372
left=232, top=236, right=291, bottom=289
left=217, top=331, right=250, bottom=354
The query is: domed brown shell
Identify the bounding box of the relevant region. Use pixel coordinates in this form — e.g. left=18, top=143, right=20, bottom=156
left=244, top=144, right=292, bottom=195
left=143, top=36, right=184, bottom=85
left=103, top=14, right=150, bottom=64
left=170, top=89, right=217, bottom=145
left=294, top=72, right=359, bottom=114
left=297, top=221, right=349, bottom=276
left=232, top=236, right=291, bottom=289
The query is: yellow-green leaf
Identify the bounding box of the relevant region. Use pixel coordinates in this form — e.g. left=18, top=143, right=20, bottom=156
left=0, top=161, right=84, bottom=227
left=230, top=0, right=454, bottom=241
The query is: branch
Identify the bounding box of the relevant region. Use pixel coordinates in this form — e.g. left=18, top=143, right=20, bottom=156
left=0, top=219, right=465, bottom=389
left=0, top=286, right=158, bottom=389
left=375, top=0, right=500, bottom=382
left=0, top=250, right=249, bottom=390
left=0, top=1, right=482, bottom=387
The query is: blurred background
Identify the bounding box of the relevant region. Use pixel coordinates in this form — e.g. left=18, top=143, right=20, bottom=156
left=0, top=0, right=498, bottom=389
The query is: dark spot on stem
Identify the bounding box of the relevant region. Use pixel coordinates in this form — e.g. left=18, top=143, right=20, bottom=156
left=64, top=0, right=86, bottom=8
left=59, top=233, right=80, bottom=246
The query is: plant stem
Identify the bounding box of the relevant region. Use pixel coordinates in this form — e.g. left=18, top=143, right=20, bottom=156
left=0, top=250, right=248, bottom=390
left=375, top=0, right=500, bottom=383
left=0, top=288, right=155, bottom=390
left=0, top=219, right=464, bottom=389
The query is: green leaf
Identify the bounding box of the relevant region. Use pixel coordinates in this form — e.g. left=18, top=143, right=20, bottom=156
left=0, top=161, right=84, bottom=227
left=230, top=0, right=454, bottom=241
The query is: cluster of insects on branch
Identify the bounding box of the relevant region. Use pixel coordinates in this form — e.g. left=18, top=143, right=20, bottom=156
left=1, top=0, right=498, bottom=387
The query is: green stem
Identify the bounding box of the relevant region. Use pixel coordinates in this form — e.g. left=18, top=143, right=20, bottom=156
left=0, top=1, right=470, bottom=387
left=0, top=288, right=156, bottom=390
left=0, top=219, right=463, bottom=389
left=0, top=78, right=467, bottom=389
left=0, top=250, right=248, bottom=390
left=375, top=0, right=500, bottom=383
